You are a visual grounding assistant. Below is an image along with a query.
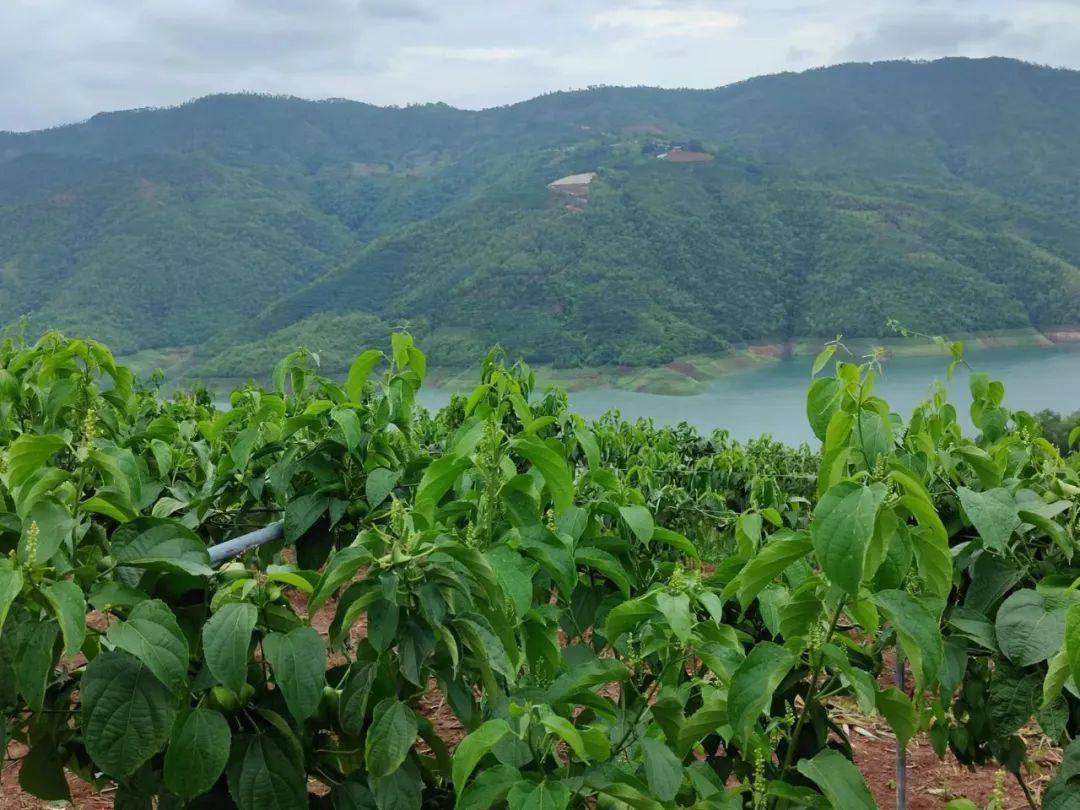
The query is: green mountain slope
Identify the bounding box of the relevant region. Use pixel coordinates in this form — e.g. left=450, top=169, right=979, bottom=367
left=3, top=57, right=1080, bottom=375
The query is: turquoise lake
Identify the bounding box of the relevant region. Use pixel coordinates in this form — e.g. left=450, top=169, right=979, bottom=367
left=416, top=345, right=1080, bottom=444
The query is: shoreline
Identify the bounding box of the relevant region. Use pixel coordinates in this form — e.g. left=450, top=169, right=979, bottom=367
left=130, top=325, right=1080, bottom=398
left=427, top=326, right=1080, bottom=396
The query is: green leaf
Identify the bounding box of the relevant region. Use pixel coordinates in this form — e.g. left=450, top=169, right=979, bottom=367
left=453, top=719, right=512, bottom=796
left=18, top=743, right=71, bottom=801
left=40, top=581, right=85, bottom=658
left=227, top=729, right=307, bottom=810
left=486, top=545, right=537, bottom=618
left=875, top=687, right=916, bottom=749
left=735, top=530, right=812, bottom=609
left=106, top=598, right=189, bottom=693
left=957, top=486, right=1020, bottom=553
left=164, top=708, right=232, bottom=799
left=310, top=546, right=372, bottom=613
left=996, top=588, right=1073, bottom=667
left=115, top=521, right=212, bottom=577
left=513, top=436, right=573, bottom=515
left=332, top=408, right=363, bottom=452
left=796, top=749, right=876, bottom=810
left=806, top=377, right=842, bottom=441
left=811, top=344, right=836, bottom=377
left=284, top=493, right=328, bottom=542
left=1064, top=603, right=1080, bottom=691
left=507, top=781, right=571, bottom=810
left=366, top=699, right=418, bottom=778
left=81, top=651, right=176, bottom=777
left=873, top=589, right=943, bottom=690
left=0, top=560, right=23, bottom=641
left=538, top=710, right=590, bottom=761
left=339, top=661, right=378, bottom=735
left=574, top=546, right=631, bottom=598
left=346, top=349, right=384, bottom=402
left=14, top=620, right=59, bottom=712
left=372, top=760, right=423, bottom=810
left=458, top=765, right=520, bottom=810
left=640, top=737, right=683, bottom=801
left=4, top=434, right=66, bottom=489
left=728, top=642, right=795, bottom=744
left=19, top=497, right=73, bottom=565
left=619, top=505, right=654, bottom=543
left=262, top=626, right=326, bottom=722
left=414, top=454, right=472, bottom=522
left=366, top=468, right=400, bottom=509
left=656, top=591, right=694, bottom=643
left=989, top=664, right=1040, bottom=736
left=604, top=596, right=657, bottom=641
left=202, top=602, right=257, bottom=695
left=811, top=481, right=886, bottom=595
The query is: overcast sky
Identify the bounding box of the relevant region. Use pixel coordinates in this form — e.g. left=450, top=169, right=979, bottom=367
left=3, top=0, right=1079, bottom=132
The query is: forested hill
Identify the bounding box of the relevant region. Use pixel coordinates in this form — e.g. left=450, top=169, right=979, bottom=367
left=3, top=56, right=1080, bottom=374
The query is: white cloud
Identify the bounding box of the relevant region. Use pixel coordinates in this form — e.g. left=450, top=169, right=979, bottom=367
left=593, top=6, right=740, bottom=38
left=401, top=46, right=548, bottom=62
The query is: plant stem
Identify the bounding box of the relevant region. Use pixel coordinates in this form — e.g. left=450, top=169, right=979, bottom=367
left=773, top=595, right=846, bottom=810
left=1015, top=769, right=1038, bottom=810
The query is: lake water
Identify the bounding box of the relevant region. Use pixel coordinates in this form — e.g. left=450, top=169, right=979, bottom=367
left=416, top=345, right=1080, bottom=444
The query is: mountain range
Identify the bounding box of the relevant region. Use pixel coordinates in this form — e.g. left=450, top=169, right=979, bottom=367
left=2, top=56, right=1080, bottom=378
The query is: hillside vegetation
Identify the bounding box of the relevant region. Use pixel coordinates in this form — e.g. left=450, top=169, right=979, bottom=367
left=3, top=57, right=1080, bottom=375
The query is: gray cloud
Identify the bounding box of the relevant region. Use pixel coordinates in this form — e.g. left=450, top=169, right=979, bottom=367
left=843, top=13, right=1014, bottom=61
left=2, top=0, right=1080, bottom=131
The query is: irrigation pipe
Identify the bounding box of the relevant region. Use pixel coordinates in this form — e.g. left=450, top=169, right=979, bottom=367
left=208, top=521, right=285, bottom=564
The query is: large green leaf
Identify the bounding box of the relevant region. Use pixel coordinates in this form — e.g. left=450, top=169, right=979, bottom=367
left=957, top=486, right=1019, bottom=553
left=262, top=626, right=326, bottom=722
left=811, top=481, right=886, bottom=595
left=19, top=497, right=73, bottom=564
left=734, top=530, right=813, bottom=609
left=14, top=620, right=59, bottom=712
left=796, top=749, right=876, bottom=810
left=513, top=436, right=573, bottom=515
left=81, top=651, right=176, bottom=777
left=873, top=589, right=943, bottom=690
left=227, top=729, right=307, bottom=810
left=202, top=602, right=258, bottom=695
left=806, top=377, right=842, bottom=441
left=640, top=737, right=683, bottom=801
left=452, top=719, right=512, bottom=795
left=996, top=588, right=1074, bottom=667
left=507, top=780, right=571, bottom=810
left=164, top=708, right=232, bottom=799
left=284, top=493, right=328, bottom=542
left=106, top=598, right=189, bottom=693
left=42, top=580, right=86, bottom=657
left=114, top=521, right=213, bottom=577
left=619, top=505, right=655, bottom=543
left=346, top=349, right=384, bottom=402
left=414, top=454, right=472, bottom=522
left=365, top=699, right=418, bottom=778
left=4, top=434, right=66, bottom=490
left=366, top=467, right=400, bottom=510
left=727, top=641, right=795, bottom=744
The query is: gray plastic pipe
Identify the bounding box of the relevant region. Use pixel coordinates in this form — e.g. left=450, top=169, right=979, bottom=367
left=208, top=521, right=285, bottom=564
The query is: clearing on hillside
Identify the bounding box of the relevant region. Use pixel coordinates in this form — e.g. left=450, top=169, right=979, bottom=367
left=658, top=147, right=713, bottom=162
left=548, top=172, right=596, bottom=197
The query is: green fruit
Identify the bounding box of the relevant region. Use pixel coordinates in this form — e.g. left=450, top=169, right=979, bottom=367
left=239, top=683, right=255, bottom=704
left=218, top=562, right=250, bottom=582
left=209, top=686, right=241, bottom=712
